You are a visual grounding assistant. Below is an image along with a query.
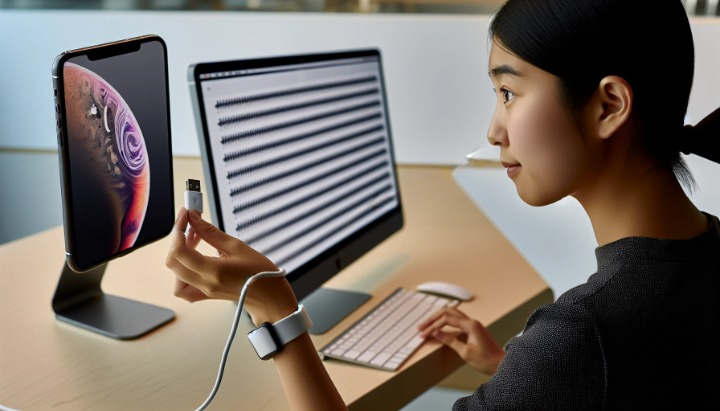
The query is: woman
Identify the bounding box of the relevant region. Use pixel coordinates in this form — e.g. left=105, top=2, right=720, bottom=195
left=166, top=0, right=720, bottom=409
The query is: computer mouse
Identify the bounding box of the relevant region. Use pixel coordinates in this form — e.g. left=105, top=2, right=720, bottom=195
left=416, top=281, right=474, bottom=301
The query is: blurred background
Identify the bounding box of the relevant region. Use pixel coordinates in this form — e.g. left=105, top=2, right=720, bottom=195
left=0, top=0, right=503, bottom=13
left=1, top=0, right=718, bottom=247
left=0, top=0, right=718, bottom=15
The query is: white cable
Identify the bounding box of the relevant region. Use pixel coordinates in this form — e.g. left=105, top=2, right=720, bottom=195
left=194, top=268, right=287, bottom=411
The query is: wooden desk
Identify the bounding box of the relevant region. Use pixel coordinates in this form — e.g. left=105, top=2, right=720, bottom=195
left=0, top=158, right=552, bottom=411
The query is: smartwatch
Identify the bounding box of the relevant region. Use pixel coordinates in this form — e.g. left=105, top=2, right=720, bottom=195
left=247, top=305, right=313, bottom=360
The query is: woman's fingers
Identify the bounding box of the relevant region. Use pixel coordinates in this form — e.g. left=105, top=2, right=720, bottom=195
left=419, top=308, right=476, bottom=360
left=185, top=210, right=277, bottom=270
left=417, top=306, right=505, bottom=374
left=173, top=278, right=210, bottom=302
left=186, top=210, right=239, bottom=256
left=169, top=208, right=189, bottom=247
left=418, top=307, right=469, bottom=337
left=185, top=226, right=201, bottom=249
left=167, top=208, right=192, bottom=271
left=167, top=214, right=224, bottom=283
left=167, top=208, right=281, bottom=302
left=417, top=307, right=447, bottom=331
left=167, top=208, right=225, bottom=298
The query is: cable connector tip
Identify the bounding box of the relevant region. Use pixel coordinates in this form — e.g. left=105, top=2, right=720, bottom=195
left=185, top=178, right=203, bottom=213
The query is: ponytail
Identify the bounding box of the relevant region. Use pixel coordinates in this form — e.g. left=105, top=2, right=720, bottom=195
left=680, top=107, right=720, bottom=164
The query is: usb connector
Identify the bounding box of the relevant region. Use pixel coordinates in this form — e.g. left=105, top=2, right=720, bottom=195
left=185, top=178, right=203, bottom=213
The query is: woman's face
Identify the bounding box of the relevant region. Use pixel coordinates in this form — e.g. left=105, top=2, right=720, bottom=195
left=487, top=41, right=603, bottom=206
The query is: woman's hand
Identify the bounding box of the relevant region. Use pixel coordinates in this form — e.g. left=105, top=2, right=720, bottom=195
left=417, top=307, right=505, bottom=375
left=165, top=208, right=298, bottom=325
left=167, top=209, right=348, bottom=410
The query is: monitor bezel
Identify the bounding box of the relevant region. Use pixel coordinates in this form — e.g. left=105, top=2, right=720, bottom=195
left=188, top=48, right=404, bottom=301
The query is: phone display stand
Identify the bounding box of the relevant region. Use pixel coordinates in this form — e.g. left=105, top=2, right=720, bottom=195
left=52, top=261, right=175, bottom=340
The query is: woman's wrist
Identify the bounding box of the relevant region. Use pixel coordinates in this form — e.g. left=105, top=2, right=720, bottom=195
left=246, top=276, right=299, bottom=325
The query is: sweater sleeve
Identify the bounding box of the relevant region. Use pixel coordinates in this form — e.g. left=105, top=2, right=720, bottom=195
left=452, top=303, right=606, bottom=411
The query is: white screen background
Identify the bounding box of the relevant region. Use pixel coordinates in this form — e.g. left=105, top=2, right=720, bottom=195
left=199, top=57, right=399, bottom=272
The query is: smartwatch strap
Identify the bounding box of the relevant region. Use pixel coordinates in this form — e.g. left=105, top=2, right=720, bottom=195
left=248, top=305, right=313, bottom=360
left=273, top=304, right=313, bottom=345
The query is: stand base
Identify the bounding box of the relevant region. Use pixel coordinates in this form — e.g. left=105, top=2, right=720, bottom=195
left=301, top=288, right=371, bottom=335
left=53, top=261, right=174, bottom=340
left=55, top=294, right=175, bottom=340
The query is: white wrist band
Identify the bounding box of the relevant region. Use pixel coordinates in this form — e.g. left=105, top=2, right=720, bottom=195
left=247, top=304, right=313, bottom=360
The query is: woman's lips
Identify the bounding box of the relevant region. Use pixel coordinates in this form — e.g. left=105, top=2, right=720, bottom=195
left=501, top=161, right=521, bottom=178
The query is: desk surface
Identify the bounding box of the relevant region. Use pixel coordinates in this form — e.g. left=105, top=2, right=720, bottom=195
left=0, top=158, right=552, bottom=411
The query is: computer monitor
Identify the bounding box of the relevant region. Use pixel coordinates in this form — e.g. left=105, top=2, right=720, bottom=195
left=188, top=49, right=404, bottom=334
left=51, top=35, right=175, bottom=339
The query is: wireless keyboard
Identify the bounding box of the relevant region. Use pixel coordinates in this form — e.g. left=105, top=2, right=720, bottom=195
left=319, top=287, right=459, bottom=371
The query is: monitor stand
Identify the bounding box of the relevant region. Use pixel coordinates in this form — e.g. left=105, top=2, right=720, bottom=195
left=300, top=288, right=371, bottom=335
left=52, top=261, right=175, bottom=340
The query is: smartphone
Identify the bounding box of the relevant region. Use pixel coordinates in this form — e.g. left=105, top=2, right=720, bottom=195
left=52, top=35, right=174, bottom=272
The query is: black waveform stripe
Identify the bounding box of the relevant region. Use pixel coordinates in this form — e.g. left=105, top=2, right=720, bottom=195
left=231, top=159, right=388, bottom=210
left=223, top=118, right=383, bottom=162
left=236, top=172, right=391, bottom=231
left=228, top=145, right=387, bottom=194
left=217, top=88, right=379, bottom=127
left=272, top=197, right=396, bottom=268
left=214, top=76, right=378, bottom=109
left=220, top=101, right=381, bottom=145
left=226, top=129, right=384, bottom=175
left=243, top=183, right=392, bottom=244
left=227, top=133, right=385, bottom=180
left=260, top=191, right=395, bottom=256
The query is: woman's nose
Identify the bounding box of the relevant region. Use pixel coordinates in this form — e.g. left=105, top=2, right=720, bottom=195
left=486, top=108, right=505, bottom=147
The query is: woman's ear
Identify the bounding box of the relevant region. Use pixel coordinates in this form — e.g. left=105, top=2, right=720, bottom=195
left=591, top=75, right=633, bottom=140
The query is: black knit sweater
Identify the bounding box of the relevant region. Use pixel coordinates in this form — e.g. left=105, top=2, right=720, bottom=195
left=454, top=213, right=720, bottom=410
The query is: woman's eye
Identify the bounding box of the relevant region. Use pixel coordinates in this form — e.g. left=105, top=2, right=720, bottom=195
left=500, top=88, right=515, bottom=103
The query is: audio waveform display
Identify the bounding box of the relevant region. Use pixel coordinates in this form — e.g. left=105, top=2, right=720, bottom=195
left=199, top=59, right=399, bottom=272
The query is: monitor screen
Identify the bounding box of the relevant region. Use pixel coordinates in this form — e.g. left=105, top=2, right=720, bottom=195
left=188, top=49, right=404, bottom=313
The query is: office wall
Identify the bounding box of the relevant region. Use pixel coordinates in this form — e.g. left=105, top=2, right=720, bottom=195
left=686, top=19, right=720, bottom=124
left=0, top=10, right=493, bottom=165
left=1, top=11, right=719, bottom=165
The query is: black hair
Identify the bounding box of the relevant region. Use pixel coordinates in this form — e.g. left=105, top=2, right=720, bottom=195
left=489, top=0, right=700, bottom=186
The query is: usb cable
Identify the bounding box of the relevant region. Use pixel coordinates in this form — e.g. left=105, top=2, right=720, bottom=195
left=184, top=178, right=286, bottom=411
left=194, top=268, right=286, bottom=411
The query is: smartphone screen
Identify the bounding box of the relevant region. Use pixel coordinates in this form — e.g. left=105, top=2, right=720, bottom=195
left=52, top=35, right=174, bottom=272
